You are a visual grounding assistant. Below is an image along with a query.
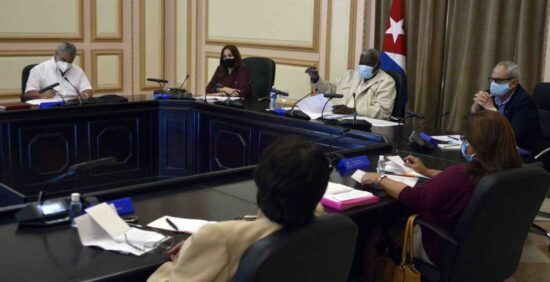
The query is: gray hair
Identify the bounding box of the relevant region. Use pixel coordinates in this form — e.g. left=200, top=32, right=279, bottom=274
left=359, top=48, right=380, bottom=65
left=56, top=42, right=77, bottom=58
left=496, top=61, right=520, bottom=80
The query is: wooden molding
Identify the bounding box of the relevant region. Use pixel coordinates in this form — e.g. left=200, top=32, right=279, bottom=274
left=140, top=0, right=166, bottom=91
left=325, top=0, right=333, bottom=79
left=347, top=0, right=358, bottom=69
left=91, top=49, right=123, bottom=92
left=0, top=0, right=84, bottom=42
left=205, top=0, right=321, bottom=52
left=91, top=0, right=123, bottom=42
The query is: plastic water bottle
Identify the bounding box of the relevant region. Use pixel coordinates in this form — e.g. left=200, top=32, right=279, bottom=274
left=69, top=193, right=83, bottom=228
left=376, top=155, right=386, bottom=174
left=269, top=87, right=277, bottom=110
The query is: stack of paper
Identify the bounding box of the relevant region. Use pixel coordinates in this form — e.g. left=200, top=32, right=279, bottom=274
left=25, top=98, right=64, bottom=106
left=321, top=182, right=380, bottom=211
left=296, top=94, right=333, bottom=120
left=76, top=203, right=168, bottom=256
left=432, top=135, right=462, bottom=150
left=384, top=155, right=429, bottom=179
left=147, top=215, right=215, bottom=234
left=351, top=169, right=419, bottom=188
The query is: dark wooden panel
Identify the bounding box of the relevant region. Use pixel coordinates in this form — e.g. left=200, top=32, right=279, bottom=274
left=209, top=119, right=252, bottom=171
left=11, top=123, right=79, bottom=194
left=86, top=111, right=154, bottom=185
left=158, top=109, right=195, bottom=176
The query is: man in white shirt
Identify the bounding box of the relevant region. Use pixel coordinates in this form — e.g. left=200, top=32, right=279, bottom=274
left=25, top=42, right=92, bottom=100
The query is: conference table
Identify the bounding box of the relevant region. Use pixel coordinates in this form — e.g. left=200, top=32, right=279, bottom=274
left=0, top=96, right=462, bottom=281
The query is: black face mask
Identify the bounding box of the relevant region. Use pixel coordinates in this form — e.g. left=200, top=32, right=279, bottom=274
left=223, top=58, right=236, bottom=69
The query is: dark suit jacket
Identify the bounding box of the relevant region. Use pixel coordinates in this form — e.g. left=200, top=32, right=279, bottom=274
left=495, top=85, right=541, bottom=154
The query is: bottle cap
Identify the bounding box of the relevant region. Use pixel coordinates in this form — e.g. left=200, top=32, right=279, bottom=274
left=71, top=193, right=80, bottom=202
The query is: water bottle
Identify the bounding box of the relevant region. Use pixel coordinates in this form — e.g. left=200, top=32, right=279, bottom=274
left=69, top=193, right=83, bottom=228
left=269, top=87, right=277, bottom=110
left=376, top=155, right=386, bottom=174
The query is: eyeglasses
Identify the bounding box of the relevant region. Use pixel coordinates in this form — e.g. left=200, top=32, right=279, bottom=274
left=488, top=77, right=514, bottom=84
left=124, top=233, right=174, bottom=253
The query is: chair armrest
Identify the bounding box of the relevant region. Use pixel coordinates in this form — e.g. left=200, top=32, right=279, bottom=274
left=415, top=219, right=457, bottom=247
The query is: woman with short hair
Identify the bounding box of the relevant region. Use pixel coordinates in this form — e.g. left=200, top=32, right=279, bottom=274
left=148, top=136, right=331, bottom=282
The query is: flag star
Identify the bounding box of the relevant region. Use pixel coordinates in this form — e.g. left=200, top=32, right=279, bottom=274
left=385, top=17, right=404, bottom=44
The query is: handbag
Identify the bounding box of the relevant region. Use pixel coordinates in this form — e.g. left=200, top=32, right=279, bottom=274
left=375, top=214, right=421, bottom=282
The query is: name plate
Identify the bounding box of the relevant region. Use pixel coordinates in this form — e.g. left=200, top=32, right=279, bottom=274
left=336, top=155, right=370, bottom=175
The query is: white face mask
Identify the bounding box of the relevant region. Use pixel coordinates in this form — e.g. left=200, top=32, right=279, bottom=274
left=56, top=61, right=71, bottom=74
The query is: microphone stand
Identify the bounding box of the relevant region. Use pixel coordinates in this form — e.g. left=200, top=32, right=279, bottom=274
left=337, top=92, right=372, bottom=131
left=286, top=91, right=314, bottom=120
left=320, top=97, right=335, bottom=121
left=64, top=77, right=82, bottom=106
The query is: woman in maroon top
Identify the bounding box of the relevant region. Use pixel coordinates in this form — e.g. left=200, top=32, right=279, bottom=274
left=205, top=45, right=251, bottom=98
left=362, top=111, right=522, bottom=266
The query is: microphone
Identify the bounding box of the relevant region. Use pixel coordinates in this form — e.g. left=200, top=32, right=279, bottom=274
left=178, top=74, right=190, bottom=90
left=335, top=91, right=372, bottom=131
left=285, top=90, right=315, bottom=120
left=406, top=111, right=425, bottom=119
left=64, top=77, right=83, bottom=106
left=258, top=89, right=290, bottom=102
left=323, top=93, right=343, bottom=99
left=320, top=94, right=343, bottom=120
left=68, top=157, right=117, bottom=172
left=39, top=83, right=60, bottom=93
left=147, top=78, right=168, bottom=83
left=408, top=111, right=450, bottom=150
left=313, top=128, right=351, bottom=167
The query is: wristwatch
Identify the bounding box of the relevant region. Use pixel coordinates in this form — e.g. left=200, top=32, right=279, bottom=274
left=376, top=174, right=387, bottom=186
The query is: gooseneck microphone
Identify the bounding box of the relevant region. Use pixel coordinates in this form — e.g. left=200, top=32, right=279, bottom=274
left=336, top=91, right=372, bottom=131
left=285, top=90, right=315, bottom=120
left=320, top=93, right=343, bottom=120
left=178, top=74, right=190, bottom=91
left=146, top=78, right=168, bottom=83
left=68, top=157, right=117, bottom=172
left=258, top=89, right=290, bottom=102
left=408, top=111, right=450, bottom=150
left=64, top=77, right=83, bottom=106
left=39, top=82, right=60, bottom=93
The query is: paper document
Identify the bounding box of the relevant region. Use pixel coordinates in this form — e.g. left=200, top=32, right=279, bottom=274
left=324, top=182, right=373, bottom=202
left=147, top=215, right=215, bottom=234
left=385, top=155, right=429, bottom=179
left=351, top=169, right=366, bottom=183
left=296, top=94, right=333, bottom=120
left=432, top=135, right=462, bottom=150
left=351, top=169, right=418, bottom=187
left=322, top=113, right=400, bottom=127
left=25, top=98, right=64, bottom=106
left=195, top=96, right=241, bottom=101
left=76, top=203, right=168, bottom=256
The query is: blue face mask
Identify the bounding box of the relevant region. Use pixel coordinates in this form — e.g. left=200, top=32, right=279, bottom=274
left=490, top=80, right=510, bottom=97
left=460, top=141, right=476, bottom=162
left=358, top=64, right=374, bottom=80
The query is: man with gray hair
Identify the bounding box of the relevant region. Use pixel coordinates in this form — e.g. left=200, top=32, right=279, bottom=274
left=305, top=48, right=396, bottom=119
left=25, top=42, right=92, bottom=100
left=470, top=60, right=541, bottom=154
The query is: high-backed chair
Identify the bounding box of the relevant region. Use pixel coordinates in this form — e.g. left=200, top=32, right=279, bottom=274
left=242, top=57, right=276, bottom=101
left=412, top=166, right=550, bottom=282
left=234, top=214, right=358, bottom=282
left=385, top=70, right=407, bottom=118
left=21, top=64, right=37, bottom=102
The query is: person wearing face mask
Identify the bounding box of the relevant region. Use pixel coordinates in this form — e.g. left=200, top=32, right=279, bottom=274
left=304, top=48, right=396, bottom=119
left=361, top=111, right=522, bottom=267
left=205, top=44, right=251, bottom=98
left=470, top=61, right=541, bottom=154
left=25, top=42, right=93, bottom=100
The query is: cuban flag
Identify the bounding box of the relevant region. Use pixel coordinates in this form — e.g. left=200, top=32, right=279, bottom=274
left=380, top=0, right=407, bottom=108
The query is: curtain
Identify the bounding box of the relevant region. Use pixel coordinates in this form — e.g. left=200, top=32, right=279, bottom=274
left=372, top=0, right=548, bottom=131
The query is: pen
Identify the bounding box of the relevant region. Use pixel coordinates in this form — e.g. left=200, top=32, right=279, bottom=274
left=448, top=136, right=461, bottom=141
left=165, top=218, right=179, bottom=231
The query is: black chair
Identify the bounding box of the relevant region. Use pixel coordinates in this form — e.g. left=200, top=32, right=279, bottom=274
left=385, top=70, right=407, bottom=118
left=21, top=63, right=37, bottom=102
left=242, top=57, right=276, bottom=101
left=234, top=214, right=358, bottom=282
left=533, top=83, right=550, bottom=160
left=412, top=166, right=550, bottom=282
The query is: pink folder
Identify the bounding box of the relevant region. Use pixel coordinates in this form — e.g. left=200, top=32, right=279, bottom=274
left=321, top=194, right=380, bottom=211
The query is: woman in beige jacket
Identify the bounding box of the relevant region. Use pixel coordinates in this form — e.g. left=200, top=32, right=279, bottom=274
left=148, top=136, right=332, bottom=282
left=307, top=48, right=396, bottom=120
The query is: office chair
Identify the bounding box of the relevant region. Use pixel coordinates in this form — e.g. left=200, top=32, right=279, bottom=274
left=385, top=70, right=407, bottom=118
left=242, top=57, right=276, bottom=101
left=409, top=166, right=550, bottom=282
left=21, top=64, right=37, bottom=102
left=234, top=214, right=358, bottom=282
